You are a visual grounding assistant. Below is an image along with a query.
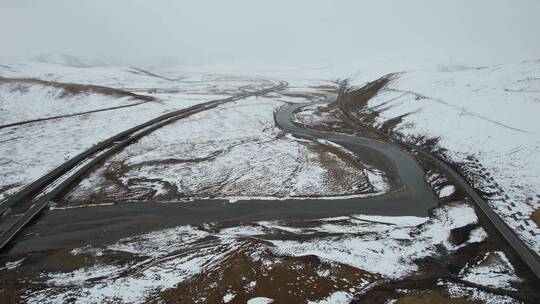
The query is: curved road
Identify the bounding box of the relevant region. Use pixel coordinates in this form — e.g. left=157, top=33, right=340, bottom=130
left=275, top=91, right=436, bottom=211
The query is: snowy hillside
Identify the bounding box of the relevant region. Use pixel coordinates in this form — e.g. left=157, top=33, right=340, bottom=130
left=349, top=59, right=540, bottom=253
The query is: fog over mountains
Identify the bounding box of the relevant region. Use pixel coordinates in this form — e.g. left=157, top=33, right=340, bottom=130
left=1, top=0, right=540, bottom=67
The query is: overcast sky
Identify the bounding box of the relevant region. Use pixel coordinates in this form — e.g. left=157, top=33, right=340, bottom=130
left=1, top=0, right=539, bottom=66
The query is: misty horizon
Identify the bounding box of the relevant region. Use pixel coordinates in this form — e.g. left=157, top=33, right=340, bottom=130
left=1, top=0, right=540, bottom=67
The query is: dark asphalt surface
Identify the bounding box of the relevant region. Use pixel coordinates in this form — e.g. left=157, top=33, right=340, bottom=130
left=8, top=194, right=426, bottom=254
left=275, top=90, right=437, bottom=212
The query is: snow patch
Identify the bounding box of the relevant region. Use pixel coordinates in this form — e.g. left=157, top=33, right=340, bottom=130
left=247, top=297, right=274, bottom=304
left=308, top=291, right=352, bottom=304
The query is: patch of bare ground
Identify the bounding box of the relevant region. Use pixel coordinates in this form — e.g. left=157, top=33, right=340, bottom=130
left=0, top=77, right=156, bottom=101
left=0, top=288, right=19, bottom=304
left=308, top=143, right=374, bottom=193
left=532, top=208, right=540, bottom=228
left=158, top=239, right=378, bottom=304
left=341, top=74, right=417, bottom=137
left=342, top=74, right=396, bottom=113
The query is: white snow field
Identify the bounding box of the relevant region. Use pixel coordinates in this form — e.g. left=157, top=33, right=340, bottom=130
left=62, top=91, right=385, bottom=204
left=0, top=79, right=151, bottom=127
left=0, top=58, right=275, bottom=200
